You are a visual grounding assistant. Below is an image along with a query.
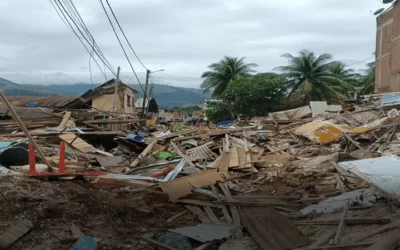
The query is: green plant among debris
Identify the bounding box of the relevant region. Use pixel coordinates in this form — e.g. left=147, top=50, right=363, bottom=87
left=200, top=56, right=258, bottom=98
left=223, top=73, right=287, bottom=116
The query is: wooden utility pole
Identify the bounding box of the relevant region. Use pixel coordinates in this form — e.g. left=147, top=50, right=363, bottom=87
left=0, top=91, right=52, bottom=170
left=112, top=66, right=121, bottom=113
left=141, top=69, right=150, bottom=117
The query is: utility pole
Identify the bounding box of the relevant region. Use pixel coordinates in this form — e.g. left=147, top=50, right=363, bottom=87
left=113, top=66, right=121, bottom=113
left=141, top=69, right=150, bottom=117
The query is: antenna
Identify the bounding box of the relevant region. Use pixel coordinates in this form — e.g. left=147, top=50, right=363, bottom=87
left=374, top=8, right=385, bottom=15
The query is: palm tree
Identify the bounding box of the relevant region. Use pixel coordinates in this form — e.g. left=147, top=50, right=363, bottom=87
left=328, top=62, right=359, bottom=95
left=275, top=50, right=351, bottom=103
left=358, top=62, right=375, bottom=95
left=201, top=56, right=258, bottom=98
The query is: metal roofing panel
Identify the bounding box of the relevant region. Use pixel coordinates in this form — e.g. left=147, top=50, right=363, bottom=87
left=169, top=223, right=238, bottom=243
left=339, top=156, right=400, bottom=201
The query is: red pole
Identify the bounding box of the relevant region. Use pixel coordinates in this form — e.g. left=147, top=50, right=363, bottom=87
left=28, top=143, right=36, bottom=175
left=59, top=142, right=65, bottom=173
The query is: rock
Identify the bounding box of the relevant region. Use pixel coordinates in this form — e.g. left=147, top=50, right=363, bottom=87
left=219, top=237, right=261, bottom=250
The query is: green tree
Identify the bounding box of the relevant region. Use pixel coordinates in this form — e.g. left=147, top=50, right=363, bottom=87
left=223, top=73, right=287, bottom=116
left=275, top=50, right=350, bottom=104
left=201, top=56, right=258, bottom=98
left=173, top=105, right=201, bottom=116
left=204, top=101, right=234, bottom=123
left=358, top=62, right=375, bottom=95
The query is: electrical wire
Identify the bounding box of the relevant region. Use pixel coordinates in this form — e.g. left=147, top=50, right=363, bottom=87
left=51, top=0, right=108, bottom=79
left=105, top=0, right=148, bottom=70
left=54, top=0, right=116, bottom=76
left=346, top=56, right=375, bottom=66
left=68, top=0, right=116, bottom=74
left=99, top=0, right=145, bottom=93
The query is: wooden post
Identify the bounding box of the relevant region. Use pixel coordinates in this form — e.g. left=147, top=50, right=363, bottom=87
left=0, top=91, right=52, bottom=171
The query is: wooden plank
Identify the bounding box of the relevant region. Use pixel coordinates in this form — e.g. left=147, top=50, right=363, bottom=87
left=170, top=141, right=195, bottom=167
left=185, top=205, right=211, bottom=223
left=130, top=139, right=157, bottom=167
left=204, top=206, right=220, bottom=224
left=0, top=219, right=33, bottom=248
left=219, top=183, right=243, bottom=239
left=57, top=111, right=72, bottom=129
left=160, top=171, right=223, bottom=202
left=229, top=146, right=239, bottom=168
left=350, top=221, right=400, bottom=243
left=59, top=133, right=97, bottom=153
left=237, top=148, right=247, bottom=169
left=224, top=134, right=230, bottom=153
left=166, top=210, right=188, bottom=223
left=240, top=207, right=310, bottom=250
left=309, top=242, right=373, bottom=250
left=0, top=92, right=52, bottom=170
left=293, top=218, right=392, bottom=226
left=334, top=173, right=345, bottom=193
left=332, top=202, right=349, bottom=245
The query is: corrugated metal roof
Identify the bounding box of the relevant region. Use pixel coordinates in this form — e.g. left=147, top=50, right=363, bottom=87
left=169, top=223, right=238, bottom=243
left=2, top=96, right=78, bottom=108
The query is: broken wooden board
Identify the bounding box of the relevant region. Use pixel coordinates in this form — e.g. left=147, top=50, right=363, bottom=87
left=229, top=146, right=239, bottom=168
left=0, top=219, right=34, bottom=248
left=58, top=111, right=72, bottom=129
left=95, top=155, right=125, bottom=168
left=240, top=207, right=310, bottom=250
left=160, top=171, right=223, bottom=202
left=59, top=133, right=97, bottom=153
left=185, top=205, right=211, bottom=223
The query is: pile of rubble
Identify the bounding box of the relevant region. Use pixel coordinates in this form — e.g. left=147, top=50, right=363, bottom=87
left=3, top=96, right=400, bottom=249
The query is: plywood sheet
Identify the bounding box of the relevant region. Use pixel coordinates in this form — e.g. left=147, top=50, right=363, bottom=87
left=59, top=133, right=97, bottom=153
left=160, top=171, right=223, bottom=202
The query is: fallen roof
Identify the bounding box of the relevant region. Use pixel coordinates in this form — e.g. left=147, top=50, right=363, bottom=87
left=0, top=96, right=78, bottom=108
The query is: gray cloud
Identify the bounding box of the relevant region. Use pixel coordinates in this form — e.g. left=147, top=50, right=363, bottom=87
left=0, top=0, right=383, bottom=87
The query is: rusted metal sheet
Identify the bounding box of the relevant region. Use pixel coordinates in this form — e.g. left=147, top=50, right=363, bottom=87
left=1, top=96, right=78, bottom=108
left=240, top=207, right=310, bottom=250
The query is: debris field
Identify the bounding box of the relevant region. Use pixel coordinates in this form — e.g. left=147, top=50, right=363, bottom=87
left=1, top=97, right=400, bottom=250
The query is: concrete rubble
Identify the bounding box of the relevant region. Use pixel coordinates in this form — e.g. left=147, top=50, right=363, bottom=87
left=2, top=97, right=400, bottom=249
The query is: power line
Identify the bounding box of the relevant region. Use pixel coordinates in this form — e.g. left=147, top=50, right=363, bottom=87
left=67, top=0, right=116, bottom=75
left=346, top=56, right=375, bottom=66
left=99, top=0, right=145, bottom=93
left=54, top=0, right=117, bottom=76
left=105, top=0, right=148, bottom=70
left=51, top=0, right=108, bottom=79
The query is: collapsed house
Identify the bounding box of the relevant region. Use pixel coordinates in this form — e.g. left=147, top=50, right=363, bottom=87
left=0, top=89, right=400, bottom=249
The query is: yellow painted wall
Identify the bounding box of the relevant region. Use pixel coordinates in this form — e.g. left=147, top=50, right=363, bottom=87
left=92, top=95, right=117, bottom=112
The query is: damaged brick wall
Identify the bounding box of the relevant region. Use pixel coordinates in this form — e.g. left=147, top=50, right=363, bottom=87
left=376, top=2, right=400, bottom=93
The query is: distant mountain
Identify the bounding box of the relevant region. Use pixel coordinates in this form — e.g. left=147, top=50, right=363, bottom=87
left=0, top=77, right=211, bottom=108
left=19, top=82, right=211, bottom=108
left=0, top=77, right=73, bottom=96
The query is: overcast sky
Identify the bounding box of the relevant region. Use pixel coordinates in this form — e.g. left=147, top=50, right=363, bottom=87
left=0, top=0, right=383, bottom=88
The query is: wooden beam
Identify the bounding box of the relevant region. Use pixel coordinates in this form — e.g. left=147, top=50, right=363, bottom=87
left=0, top=91, right=52, bottom=170
left=129, top=139, right=157, bottom=168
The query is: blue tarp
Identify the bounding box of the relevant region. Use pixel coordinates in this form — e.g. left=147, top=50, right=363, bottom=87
left=381, top=93, right=400, bottom=105
left=217, top=120, right=234, bottom=127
